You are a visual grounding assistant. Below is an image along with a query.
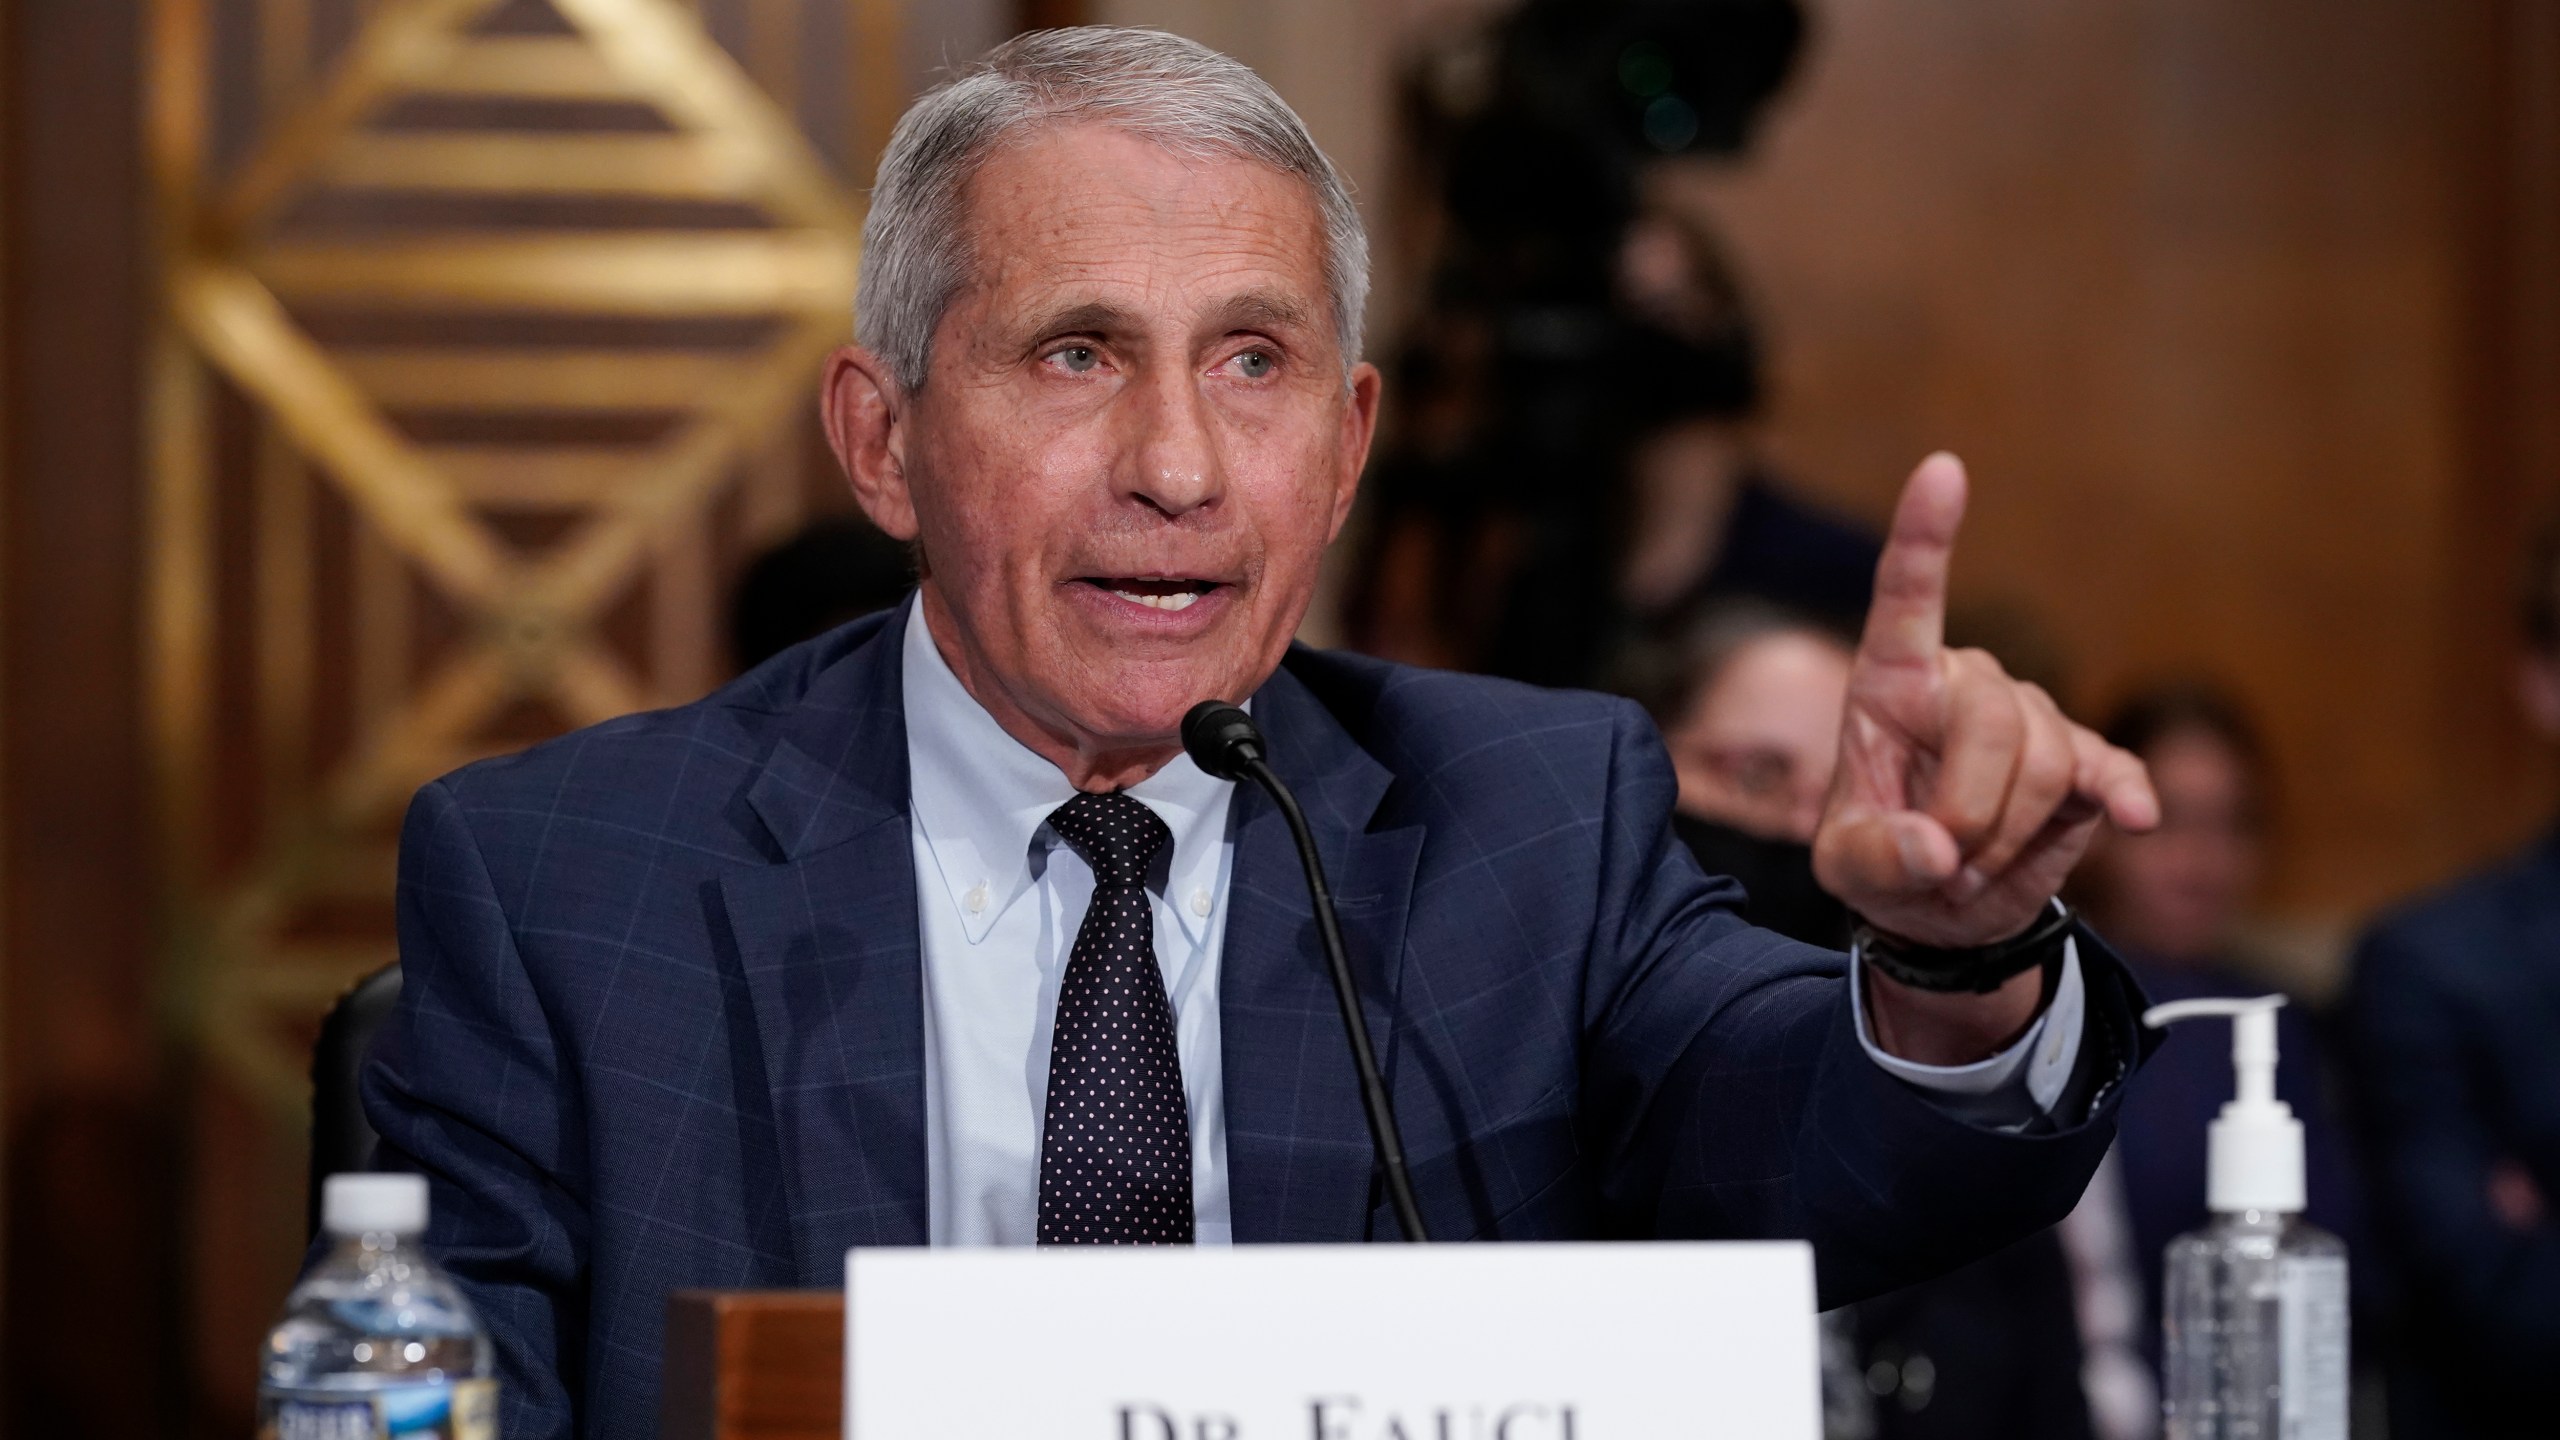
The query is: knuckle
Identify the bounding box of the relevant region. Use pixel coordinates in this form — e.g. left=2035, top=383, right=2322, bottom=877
left=1951, top=646, right=2008, bottom=681
left=1951, top=670, right=2027, bottom=736
left=2025, top=740, right=2075, bottom=800
left=1936, top=790, right=2000, bottom=841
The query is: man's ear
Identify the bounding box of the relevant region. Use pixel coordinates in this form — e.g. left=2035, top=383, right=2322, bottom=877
left=1327, top=360, right=1384, bottom=540
left=821, top=345, right=920, bottom=540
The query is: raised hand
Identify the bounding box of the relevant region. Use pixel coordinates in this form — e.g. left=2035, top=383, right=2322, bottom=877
left=1812, top=454, right=2158, bottom=950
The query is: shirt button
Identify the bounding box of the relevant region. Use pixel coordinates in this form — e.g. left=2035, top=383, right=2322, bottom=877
left=964, top=882, right=990, bottom=915
left=1189, top=887, right=1212, bottom=918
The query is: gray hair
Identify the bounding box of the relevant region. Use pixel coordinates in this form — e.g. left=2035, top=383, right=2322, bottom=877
left=855, top=27, right=1369, bottom=392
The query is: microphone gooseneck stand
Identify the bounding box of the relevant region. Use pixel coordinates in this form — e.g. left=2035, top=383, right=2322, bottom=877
left=1181, top=701, right=1431, bottom=1242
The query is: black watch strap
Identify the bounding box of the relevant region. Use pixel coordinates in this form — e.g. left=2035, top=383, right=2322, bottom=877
left=1853, top=901, right=2077, bottom=994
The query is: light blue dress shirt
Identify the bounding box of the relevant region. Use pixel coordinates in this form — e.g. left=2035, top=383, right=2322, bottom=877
left=899, top=603, right=2085, bottom=1246
left=904, top=606, right=1241, bottom=1244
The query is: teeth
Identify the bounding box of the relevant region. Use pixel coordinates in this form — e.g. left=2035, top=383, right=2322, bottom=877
left=1110, top=588, right=1202, bottom=612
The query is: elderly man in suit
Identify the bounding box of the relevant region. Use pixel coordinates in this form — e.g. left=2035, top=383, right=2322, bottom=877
left=367, top=28, right=2160, bottom=1440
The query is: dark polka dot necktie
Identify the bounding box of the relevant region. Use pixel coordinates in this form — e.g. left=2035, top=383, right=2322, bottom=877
left=1037, top=790, right=1193, bottom=1245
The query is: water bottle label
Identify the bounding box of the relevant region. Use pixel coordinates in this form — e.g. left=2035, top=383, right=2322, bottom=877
left=2276, top=1255, right=2348, bottom=1440
left=259, top=1379, right=497, bottom=1440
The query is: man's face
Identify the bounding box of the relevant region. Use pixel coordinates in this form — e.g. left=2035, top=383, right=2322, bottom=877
left=2088, top=728, right=2262, bottom=961
left=831, top=123, right=1380, bottom=778
left=1664, top=632, right=1853, bottom=844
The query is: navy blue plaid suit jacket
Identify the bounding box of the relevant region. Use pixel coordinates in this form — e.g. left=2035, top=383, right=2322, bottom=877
left=366, top=601, right=2147, bottom=1440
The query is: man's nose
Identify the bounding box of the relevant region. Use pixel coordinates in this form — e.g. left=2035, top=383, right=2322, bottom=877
left=1117, top=366, right=1225, bottom=519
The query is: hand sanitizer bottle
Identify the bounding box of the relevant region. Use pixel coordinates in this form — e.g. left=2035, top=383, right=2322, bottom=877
left=2146, top=996, right=2347, bottom=1440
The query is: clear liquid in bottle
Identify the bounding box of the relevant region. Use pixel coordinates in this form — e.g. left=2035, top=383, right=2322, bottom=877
left=2161, top=1209, right=2347, bottom=1440
left=259, top=1174, right=496, bottom=1440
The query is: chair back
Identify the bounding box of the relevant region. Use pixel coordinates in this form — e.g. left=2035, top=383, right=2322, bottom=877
left=308, top=960, right=403, bottom=1236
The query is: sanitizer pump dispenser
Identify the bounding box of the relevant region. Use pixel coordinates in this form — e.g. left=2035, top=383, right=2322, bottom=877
left=2144, top=995, right=2348, bottom=1440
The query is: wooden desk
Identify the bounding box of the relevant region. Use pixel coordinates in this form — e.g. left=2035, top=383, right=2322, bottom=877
left=662, top=1290, right=843, bottom=1440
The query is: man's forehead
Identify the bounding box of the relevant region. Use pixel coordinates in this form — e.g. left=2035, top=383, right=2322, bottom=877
left=956, top=124, right=1331, bottom=321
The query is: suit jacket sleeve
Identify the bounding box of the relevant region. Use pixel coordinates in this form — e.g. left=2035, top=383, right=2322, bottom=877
left=1576, top=700, right=2142, bottom=1307
left=363, top=780, right=589, bottom=1440
left=2344, top=921, right=2560, bottom=1374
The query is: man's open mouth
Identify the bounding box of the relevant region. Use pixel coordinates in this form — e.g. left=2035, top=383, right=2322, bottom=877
left=1078, top=577, right=1222, bottom=613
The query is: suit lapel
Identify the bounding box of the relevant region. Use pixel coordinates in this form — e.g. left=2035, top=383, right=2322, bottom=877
left=722, top=606, right=929, bottom=1278
left=717, top=619, right=1434, bottom=1259
left=1221, top=659, right=1426, bottom=1242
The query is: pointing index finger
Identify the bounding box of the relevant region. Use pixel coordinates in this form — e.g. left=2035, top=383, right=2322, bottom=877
left=1858, top=452, right=1969, bottom=669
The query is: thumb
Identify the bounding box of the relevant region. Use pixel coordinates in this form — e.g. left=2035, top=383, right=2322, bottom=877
left=1815, top=807, right=1963, bottom=901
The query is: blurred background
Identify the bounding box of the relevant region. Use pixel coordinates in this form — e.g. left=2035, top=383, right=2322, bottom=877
left=2, top=0, right=2554, bottom=1435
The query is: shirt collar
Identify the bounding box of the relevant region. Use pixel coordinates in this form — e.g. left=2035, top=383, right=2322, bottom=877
left=901, top=598, right=1236, bottom=944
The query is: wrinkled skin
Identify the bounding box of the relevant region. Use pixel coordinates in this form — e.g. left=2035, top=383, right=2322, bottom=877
left=824, top=124, right=1378, bottom=792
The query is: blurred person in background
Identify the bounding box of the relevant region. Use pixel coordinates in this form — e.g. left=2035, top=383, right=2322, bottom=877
left=1627, top=601, right=2095, bottom=1440
left=1631, top=599, right=1856, bottom=944
left=2342, top=519, right=2560, bottom=1438
left=2070, top=684, right=2363, bottom=1390
left=1609, top=209, right=1880, bottom=640
left=1347, top=0, right=1879, bottom=686
left=728, top=515, right=914, bottom=674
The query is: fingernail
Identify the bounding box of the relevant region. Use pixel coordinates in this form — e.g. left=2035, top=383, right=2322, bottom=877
left=1896, top=829, right=1940, bottom=879
left=1945, top=865, right=1990, bottom=903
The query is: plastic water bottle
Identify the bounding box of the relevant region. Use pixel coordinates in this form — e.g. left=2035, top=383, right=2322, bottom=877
left=2147, top=998, right=2349, bottom=1440
left=260, top=1173, right=497, bottom=1440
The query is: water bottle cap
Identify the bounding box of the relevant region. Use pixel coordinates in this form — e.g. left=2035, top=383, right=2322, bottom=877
left=324, top=1172, right=428, bottom=1235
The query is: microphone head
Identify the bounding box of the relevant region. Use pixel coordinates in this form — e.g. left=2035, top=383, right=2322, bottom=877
left=1180, top=701, right=1264, bottom=780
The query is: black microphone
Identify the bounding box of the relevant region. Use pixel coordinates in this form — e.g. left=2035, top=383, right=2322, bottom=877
left=1182, top=700, right=1430, bottom=1243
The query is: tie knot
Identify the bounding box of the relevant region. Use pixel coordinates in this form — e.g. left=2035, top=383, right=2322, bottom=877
left=1046, top=791, right=1171, bottom=887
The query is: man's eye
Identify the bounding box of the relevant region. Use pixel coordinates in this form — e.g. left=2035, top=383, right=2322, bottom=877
left=1046, top=345, right=1100, bottom=374
left=1229, top=349, right=1275, bottom=380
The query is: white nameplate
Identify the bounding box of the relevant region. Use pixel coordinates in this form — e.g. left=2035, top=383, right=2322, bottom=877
left=845, top=1241, right=1818, bottom=1439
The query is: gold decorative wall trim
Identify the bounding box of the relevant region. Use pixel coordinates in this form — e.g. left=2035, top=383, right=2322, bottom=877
left=146, top=0, right=877, bottom=1111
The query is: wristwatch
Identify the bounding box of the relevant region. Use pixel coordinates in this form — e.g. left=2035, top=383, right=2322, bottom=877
left=1851, top=900, right=2077, bottom=995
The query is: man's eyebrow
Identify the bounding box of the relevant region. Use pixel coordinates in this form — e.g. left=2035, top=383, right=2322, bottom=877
left=1010, top=293, right=1317, bottom=346
left=1210, top=292, right=1316, bottom=333
left=1020, top=301, right=1137, bottom=338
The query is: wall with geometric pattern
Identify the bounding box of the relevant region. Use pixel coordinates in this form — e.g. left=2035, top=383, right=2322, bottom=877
left=144, top=0, right=902, bottom=1422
